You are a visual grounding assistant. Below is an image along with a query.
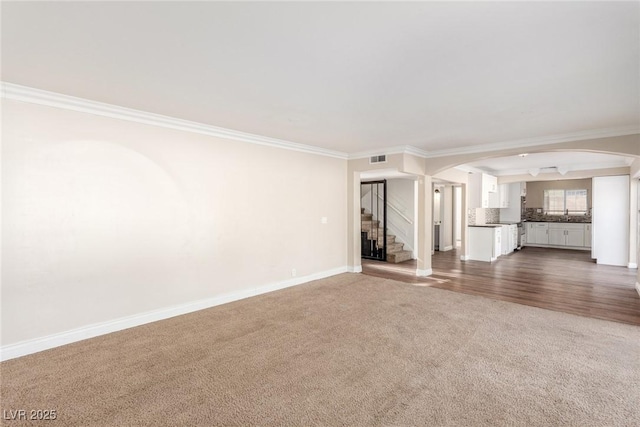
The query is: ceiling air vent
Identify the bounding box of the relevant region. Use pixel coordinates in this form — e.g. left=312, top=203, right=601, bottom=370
left=369, top=155, right=387, bottom=164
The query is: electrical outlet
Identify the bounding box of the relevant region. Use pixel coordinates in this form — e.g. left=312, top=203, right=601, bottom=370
left=291, top=269, right=297, bottom=277
left=321, top=217, right=328, bottom=224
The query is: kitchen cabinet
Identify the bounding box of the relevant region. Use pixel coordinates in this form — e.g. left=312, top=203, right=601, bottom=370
left=526, top=222, right=549, bottom=245
left=511, top=224, right=519, bottom=251
left=499, top=224, right=518, bottom=254
left=548, top=223, right=585, bottom=247
left=498, top=184, right=510, bottom=208
left=468, top=226, right=502, bottom=262
left=584, top=224, right=592, bottom=248
left=486, top=223, right=518, bottom=255
left=488, top=184, right=510, bottom=208
left=548, top=228, right=565, bottom=246
left=525, top=222, right=591, bottom=249
left=469, top=173, right=498, bottom=208
left=567, top=228, right=585, bottom=247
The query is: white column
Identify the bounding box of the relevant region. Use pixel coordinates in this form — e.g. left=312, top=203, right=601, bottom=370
left=417, top=175, right=433, bottom=276
left=629, top=178, right=638, bottom=269
left=347, top=171, right=362, bottom=273
left=460, top=183, right=469, bottom=261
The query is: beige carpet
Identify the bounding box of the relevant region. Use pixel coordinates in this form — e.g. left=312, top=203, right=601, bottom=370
left=2, top=273, right=639, bottom=426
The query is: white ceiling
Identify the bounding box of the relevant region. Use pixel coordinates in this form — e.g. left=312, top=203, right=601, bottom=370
left=2, top=2, right=639, bottom=158
left=461, top=151, right=636, bottom=176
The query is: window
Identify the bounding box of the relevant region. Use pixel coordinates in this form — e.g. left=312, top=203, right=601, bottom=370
left=544, top=189, right=588, bottom=215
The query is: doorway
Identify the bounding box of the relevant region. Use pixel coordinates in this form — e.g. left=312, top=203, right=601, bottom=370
left=361, top=180, right=387, bottom=261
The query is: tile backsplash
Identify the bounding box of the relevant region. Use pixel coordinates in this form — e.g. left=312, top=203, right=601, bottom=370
left=524, top=207, right=592, bottom=223
left=485, top=208, right=500, bottom=224
left=468, top=208, right=500, bottom=225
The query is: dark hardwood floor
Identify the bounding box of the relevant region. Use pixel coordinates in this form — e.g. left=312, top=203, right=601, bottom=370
left=362, top=247, right=640, bottom=326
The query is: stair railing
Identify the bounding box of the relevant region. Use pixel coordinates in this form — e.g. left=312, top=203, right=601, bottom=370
left=376, top=193, right=413, bottom=225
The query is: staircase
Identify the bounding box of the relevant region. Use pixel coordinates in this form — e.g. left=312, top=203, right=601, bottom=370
left=361, top=208, right=413, bottom=263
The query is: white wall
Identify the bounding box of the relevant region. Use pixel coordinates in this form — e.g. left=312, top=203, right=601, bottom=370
left=441, top=185, right=454, bottom=251
left=2, top=100, right=347, bottom=348
left=454, top=186, right=462, bottom=246
left=592, top=175, right=630, bottom=267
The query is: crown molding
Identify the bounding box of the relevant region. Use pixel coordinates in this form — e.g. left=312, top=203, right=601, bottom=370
left=347, top=126, right=638, bottom=161
left=419, top=126, right=640, bottom=159
left=1, top=82, right=349, bottom=160
left=4, top=82, right=637, bottom=162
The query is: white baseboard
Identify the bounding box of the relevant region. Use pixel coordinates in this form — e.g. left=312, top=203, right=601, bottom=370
left=347, top=265, right=362, bottom=273
left=628, top=262, right=638, bottom=269
left=0, top=266, right=348, bottom=362
left=416, top=268, right=433, bottom=277
left=636, top=282, right=640, bottom=296
left=460, top=255, right=469, bottom=261
left=442, top=245, right=454, bottom=252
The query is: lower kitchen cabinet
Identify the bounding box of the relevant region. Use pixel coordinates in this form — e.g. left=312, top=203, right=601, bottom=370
left=584, top=224, right=592, bottom=248
left=525, top=222, right=591, bottom=249
left=567, top=228, right=585, bottom=247
left=548, top=228, right=565, bottom=246
left=526, top=222, right=549, bottom=245
left=468, top=226, right=502, bottom=262
left=548, top=223, right=585, bottom=247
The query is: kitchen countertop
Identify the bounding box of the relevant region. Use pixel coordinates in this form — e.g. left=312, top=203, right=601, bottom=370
left=524, top=220, right=591, bottom=224
left=468, top=224, right=502, bottom=228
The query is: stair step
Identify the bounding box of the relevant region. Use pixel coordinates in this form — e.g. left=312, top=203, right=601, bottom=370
left=361, top=213, right=373, bottom=221
left=386, top=250, right=413, bottom=264
left=385, top=242, right=405, bottom=253
left=362, top=232, right=396, bottom=245
left=361, top=221, right=380, bottom=231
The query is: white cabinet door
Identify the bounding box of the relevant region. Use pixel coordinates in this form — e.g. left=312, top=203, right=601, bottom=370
left=566, top=229, right=585, bottom=247
left=584, top=224, right=592, bottom=247
left=487, top=191, right=499, bottom=208
left=483, top=174, right=498, bottom=194
left=525, top=223, right=534, bottom=245
left=548, top=229, right=565, bottom=246
left=470, top=173, right=499, bottom=208
left=548, top=223, right=586, bottom=247
left=468, top=173, right=482, bottom=208
left=533, top=223, right=549, bottom=244
left=493, top=228, right=502, bottom=259
left=498, top=184, right=510, bottom=208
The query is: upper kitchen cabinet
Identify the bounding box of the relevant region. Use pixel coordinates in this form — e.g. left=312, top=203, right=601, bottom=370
left=498, top=184, right=510, bottom=208
left=469, top=173, right=498, bottom=208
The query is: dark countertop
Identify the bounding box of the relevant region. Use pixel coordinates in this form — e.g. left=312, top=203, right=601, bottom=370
left=469, top=224, right=502, bottom=228
left=524, top=220, right=591, bottom=224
